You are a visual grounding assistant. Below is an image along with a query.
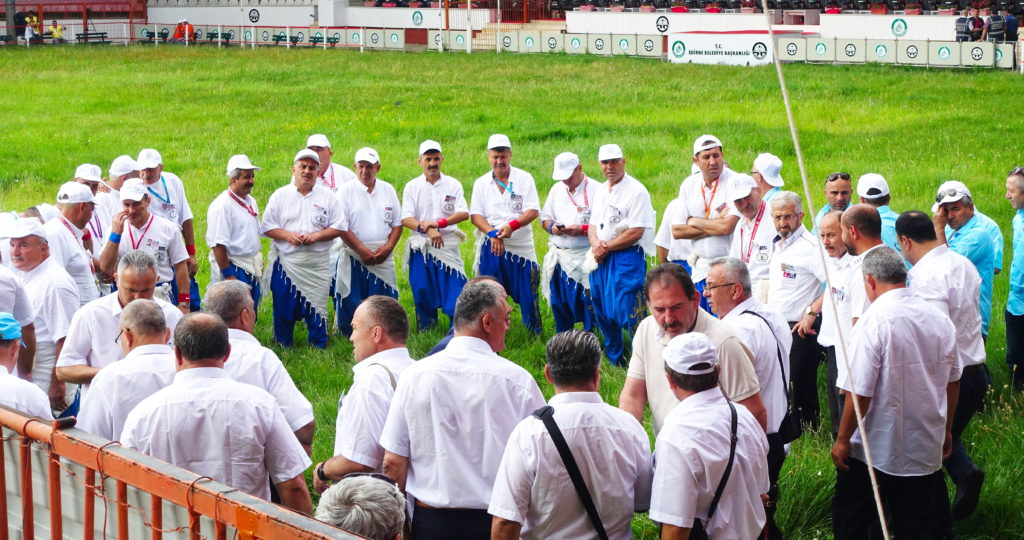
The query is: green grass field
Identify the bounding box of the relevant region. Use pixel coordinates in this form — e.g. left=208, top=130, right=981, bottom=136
left=2, top=45, right=1023, bottom=538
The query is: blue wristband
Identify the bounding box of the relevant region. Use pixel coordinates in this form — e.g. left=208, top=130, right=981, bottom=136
left=108, top=232, right=122, bottom=244
left=220, top=266, right=235, bottom=279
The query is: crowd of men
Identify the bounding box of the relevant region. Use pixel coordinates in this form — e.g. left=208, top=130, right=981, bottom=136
left=1, top=132, right=1022, bottom=539
left=955, top=7, right=1019, bottom=42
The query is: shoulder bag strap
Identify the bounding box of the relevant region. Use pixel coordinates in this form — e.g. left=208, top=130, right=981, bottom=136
left=368, top=363, right=397, bottom=390
left=741, top=310, right=790, bottom=407
left=532, top=405, right=609, bottom=540
left=706, top=401, right=739, bottom=522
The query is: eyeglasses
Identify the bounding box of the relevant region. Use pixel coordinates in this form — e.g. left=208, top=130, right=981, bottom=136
left=704, top=282, right=737, bottom=291
left=341, top=472, right=398, bottom=487
left=114, top=329, right=124, bottom=344
left=825, top=172, right=851, bottom=183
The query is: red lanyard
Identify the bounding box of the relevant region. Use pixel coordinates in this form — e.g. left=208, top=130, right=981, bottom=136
left=128, top=215, right=155, bottom=250
left=321, top=166, right=335, bottom=189
left=742, top=202, right=767, bottom=263
left=701, top=180, right=720, bottom=218
left=229, top=191, right=257, bottom=217
left=59, top=216, right=94, bottom=272
left=566, top=179, right=589, bottom=210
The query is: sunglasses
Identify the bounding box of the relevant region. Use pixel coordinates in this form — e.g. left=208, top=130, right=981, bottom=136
left=935, top=188, right=965, bottom=203
left=825, top=172, right=851, bottom=183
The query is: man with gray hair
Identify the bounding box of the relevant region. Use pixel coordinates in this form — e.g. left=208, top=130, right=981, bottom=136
left=381, top=278, right=545, bottom=539
left=316, top=475, right=405, bottom=540
left=76, top=299, right=175, bottom=441
left=206, top=155, right=264, bottom=310
left=831, top=247, right=959, bottom=539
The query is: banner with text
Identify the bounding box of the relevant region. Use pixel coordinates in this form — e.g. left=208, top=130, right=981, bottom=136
left=668, top=32, right=774, bottom=66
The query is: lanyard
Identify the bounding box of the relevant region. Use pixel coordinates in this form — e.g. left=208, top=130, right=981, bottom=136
left=229, top=191, right=257, bottom=217
left=701, top=179, right=720, bottom=218
left=742, top=202, right=767, bottom=263
left=566, top=178, right=589, bottom=210
left=147, top=176, right=172, bottom=205
left=87, top=214, right=103, bottom=240
left=59, top=216, right=94, bottom=272
left=322, top=166, right=335, bottom=189
left=129, top=215, right=156, bottom=250
left=493, top=175, right=515, bottom=197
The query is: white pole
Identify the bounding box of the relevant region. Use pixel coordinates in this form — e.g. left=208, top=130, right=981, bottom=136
left=360, top=27, right=365, bottom=53
left=155, top=24, right=159, bottom=46
left=324, top=27, right=327, bottom=50
left=123, top=23, right=127, bottom=45
left=496, top=0, right=501, bottom=53
left=466, top=0, right=472, bottom=53
left=286, top=26, right=291, bottom=48
left=437, top=2, right=444, bottom=52
left=218, top=24, right=222, bottom=48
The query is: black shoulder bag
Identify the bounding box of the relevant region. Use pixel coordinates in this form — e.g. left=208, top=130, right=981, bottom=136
left=689, top=401, right=738, bottom=540
left=742, top=310, right=802, bottom=443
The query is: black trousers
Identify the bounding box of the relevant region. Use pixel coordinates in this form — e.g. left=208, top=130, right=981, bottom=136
left=412, top=505, right=491, bottom=540
left=788, top=318, right=824, bottom=429
left=764, top=432, right=787, bottom=539
left=1007, top=310, right=1024, bottom=388
left=833, top=458, right=953, bottom=540
left=943, top=363, right=990, bottom=481
left=824, top=346, right=845, bottom=440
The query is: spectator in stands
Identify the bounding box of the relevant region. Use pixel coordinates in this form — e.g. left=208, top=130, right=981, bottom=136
left=0, top=312, right=52, bottom=420
left=813, top=172, right=853, bottom=230
left=121, top=313, right=313, bottom=514
left=24, top=11, right=38, bottom=42
left=49, top=20, right=65, bottom=44
left=316, top=474, right=406, bottom=540
left=0, top=256, right=35, bottom=381
left=46, top=182, right=100, bottom=306
left=752, top=152, right=785, bottom=204
left=307, top=134, right=356, bottom=194
left=206, top=155, right=264, bottom=310
left=1005, top=168, right=1024, bottom=389
left=727, top=174, right=776, bottom=302
left=169, top=20, right=185, bottom=42
left=856, top=174, right=899, bottom=251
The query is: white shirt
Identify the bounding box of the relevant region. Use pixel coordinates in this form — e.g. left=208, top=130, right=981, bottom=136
left=649, top=388, right=769, bottom=538
left=44, top=216, right=99, bottom=305
left=401, top=174, right=469, bottom=235
left=728, top=200, right=777, bottom=282
left=86, top=201, right=113, bottom=257
left=655, top=199, right=692, bottom=262
left=116, top=214, right=188, bottom=284
left=206, top=189, right=262, bottom=257
left=847, top=243, right=886, bottom=321
left=121, top=367, right=311, bottom=499
left=261, top=182, right=344, bottom=254
left=469, top=167, right=541, bottom=243
left=337, top=179, right=402, bottom=244
left=767, top=226, right=826, bottom=322
left=318, top=162, right=357, bottom=193
left=540, top=176, right=602, bottom=250
left=722, top=297, right=792, bottom=434
left=589, top=174, right=655, bottom=244
left=908, top=245, right=986, bottom=367
left=818, top=252, right=858, bottom=349
left=15, top=257, right=78, bottom=344
left=0, top=365, right=53, bottom=420
left=842, top=288, right=960, bottom=476
left=333, top=347, right=415, bottom=469
left=0, top=264, right=35, bottom=326
left=144, top=172, right=193, bottom=229
left=674, top=169, right=740, bottom=281
left=488, top=392, right=653, bottom=540
left=76, top=343, right=177, bottom=441
left=380, top=336, right=545, bottom=509
left=95, top=190, right=120, bottom=224
left=225, top=329, right=315, bottom=432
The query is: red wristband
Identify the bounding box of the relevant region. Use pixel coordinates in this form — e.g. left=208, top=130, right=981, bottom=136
left=508, top=219, right=521, bottom=231
left=185, top=244, right=196, bottom=256
left=178, top=293, right=191, bottom=303
left=582, top=224, right=589, bottom=234
left=82, top=229, right=92, bottom=241
left=436, top=218, right=448, bottom=229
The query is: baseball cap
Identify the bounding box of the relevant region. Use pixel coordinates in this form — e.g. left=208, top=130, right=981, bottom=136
left=226, top=154, right=261, bottom=175
left=728, top=174, right=759, bottom=201
left=693, top=134, right=723, bottom=156
left=120, top=178, right=148, bottom=202
left=294, top=148, right=321, bottom=165
left=137, top=148, right=163, bottom=169
left=4, top=219, right=47, bottom=242
left=552, top=152, right=580, bottom=181
left=0, top=313, right=22, bottom=341
left=354, top=147, right=380, bottom=165
left=753, top=153, right=784, bottom=187
left=57, top=182, right=95, bottom=204
left=109, top=155, right=139, bottom=177
left=598, top=144, right=624, bottom=162
left=306, top=134, right=331, bottom=149
left=662, top=333, right=719, bottom=375
left=932, top=180, right=971, bottom=213
left=857, top=173, right=890, bottom=198
left=35, top=204, right=59, bottom=222
left=487, top=134, right=512, bottom=150
left=74, top=163, right=103, bottom=183
left=419, top=139, right=442, bottom=155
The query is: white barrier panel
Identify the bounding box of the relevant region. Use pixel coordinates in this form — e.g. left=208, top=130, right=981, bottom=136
left=429, top=29, right=448, bottom=49
left=348, top=28, right=363, bottom=47
left=385, top=28, right=404, bottom=49
left=565, top=34, right=587, bottom=54
left=330, top=29, right=346, bottom=46
left=806, top=37, right=836, bottom=62
left=996, top=43, right=1015, bottom=69
left=896, top=39, right=928, bottom=65
left=520, top=31, right=541, bottom=53
left=451, top=31, right=468, bottom=49
left=588, top=34, right=612, bottom=55
left=928, top=41, right=959, bottom=66
left=366, top=28, right=384, bottom=48
left=779, top=37, right=806, bottom=62
left=612, top=34, right=636, bottom=56
left=637, top=34, right=661, bottom=57
left=668, top=33, right=773, bottom=66
left=836, top=38, right=866, bottom=63
left=866, top=39, right=896, bottom=63
left=542, top=31, right=563, bottom=53
left=961, top=41, right=994, bottom=67
left=500, top=31, right=518, bottom=52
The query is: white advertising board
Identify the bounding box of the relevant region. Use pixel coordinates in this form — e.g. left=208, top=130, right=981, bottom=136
left=667, top=32, right=773, bottom=66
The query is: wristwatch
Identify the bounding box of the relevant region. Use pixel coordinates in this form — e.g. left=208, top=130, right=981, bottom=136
left=805, top=305, right=818, bottom=316
left=316, top=462, right=329, bottom=482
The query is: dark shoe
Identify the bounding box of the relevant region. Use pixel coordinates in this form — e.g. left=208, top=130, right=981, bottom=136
left=952, top=465, right=984, bottom=520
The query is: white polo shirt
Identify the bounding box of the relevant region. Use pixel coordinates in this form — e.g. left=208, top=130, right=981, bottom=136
left=655, top=199, right=692, bottom=262
left=728, top=200, right=777, bottom=282
left=144, top=172, right=193, bottom=229
left=674, top=169, right=739, bottom=282
left=846, top=243, right=886, bottom=322
left=379, top=336, right=545, bottom=509
left=261, top=182, right=343, bottom=254
left=540, top=176, right=601, bottom=250
left=488, top=391, right=653, bottom=540
left=95, top=190, right=120, bottom=223
left=87, top=202, right=113, bottom=257
left=842, top=288, right=960, bottom=476
left=401, top=174, right=469, bottom=235
left=767, top=226, right=826, bottom=322
left=337, top=179, right=402, bottom=244
left=649, top=388, right=769, bottom=538
left=206, top=189, right=262, bottom=257
left=44, top=216, right=99, bottom=305
left=818, top=252, right=858, bottom=349
left=115, top=214, right=188, bottom=284
left=121, top=367, right=311, bottom=500
left=333, top=347, right=415, bottom=469
left=0, top=264, right=35, bottom=326
left=76, top=343, right=176, bottom=441
left=589, top=174, right=655, bottom=245
left=15, top=257, right=78, bottom=345
left=0, top=365, right=53, bottom=420
left=225, top=329, right=315, bottom=432
left=469, top=167, right=541, bottom=243
left=908, top=245, right=985, bottom=367
left=722, top=297, right=792, bottom=434
left=318, top=162, right=357, bottom=194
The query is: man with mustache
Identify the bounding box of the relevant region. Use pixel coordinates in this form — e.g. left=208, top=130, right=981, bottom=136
left=206, top=155, right=265, bottom=311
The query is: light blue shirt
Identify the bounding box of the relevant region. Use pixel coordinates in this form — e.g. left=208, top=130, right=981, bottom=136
left=877, top=205, right=900, bottom=251
left=762, top=187, right=781, bottom=204
left=1009, top=210, right=1024, bottom=316
left=812, top=204, right=833, bottom=234
left=975, top=211, right=1004, bottom=272
left=946, top=215, right=996, bottom=335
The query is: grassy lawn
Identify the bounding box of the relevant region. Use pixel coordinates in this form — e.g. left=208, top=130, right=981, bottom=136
left=2, top=45, right=1022, bottom=538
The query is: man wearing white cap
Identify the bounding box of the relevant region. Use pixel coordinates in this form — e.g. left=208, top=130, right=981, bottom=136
left=136, top=148, right=201, bottom=311
left=727, top=173, right=776, bottom=302
left=8, top=221, right=78, bottom=412
left=401, top=140, right=469, bottom=330
left=306, top=134, right=357, bottom=193
left=588, top=143, right=655, bottom=367
left=856, top=173, right=900, bottom=251
left=469, top=134, right=543, bottom=334
left=672, top=135, right=740, bottom=310
left=46, top=182, right=100, bottom=306
left=752, top=152, right=785, bottom=204
left=99, top=179, right=189, bottom=315
left=74, top=163, right=116, bottom=294
left=97, top=155, right=140, bottom=221
left=206, top=155, right=265, bottom=310
left=539, top=151, right=599, bottom=334
left=261, top=149, right=343, bottom=349
left=650, top=332, right=769, bottom=540
left=0, top=312, right=53, bottom=421
left=334, top=147, right=402, bottom=337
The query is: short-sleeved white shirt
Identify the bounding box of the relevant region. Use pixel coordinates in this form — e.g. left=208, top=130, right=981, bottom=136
left=87, top=201, right=113, bottom=257
left=95, top=191, right=120, bottom=224
left=767, top=226, right=826, bottom=322
left=0, top=365, right=53, bottom=420
left=908, top=245, right=985, bottom=367
left=206, top=189, right=262, bottom=257
left=318, top=162, right=357, bottom=193
left=722, top=297, right=792, bottom=434
left=655, top=199, right=692, bottom=262
left=379, top=336, right=545, bottom=509
left=15, top=257, right=78, bottom=344
left=116, top=214, right=188, bottom=284
left=225, top=329, right=315, bottom=432
left=333, top=347, right=415, bottom=469
left=143, top=172, right=193, bottom=229
left=76, top=343, right=176, bottom=441
left=121, top=367, right=311, bottom=500
left=540, top=176, right=602, bottom=250
left=0, top=264, right=35, bottom=326
left=847, top=244, right=886, bottom=321
left=818, top=252, right=858, bottom=349
left=842, top=288, right=960, bottom=476
left=469, top=167, right=541, bottom=243
left=337, top=179, right=402, bottom=244
left=260, top=182, right=344, bottom=254
left=401, top=174, right=469, bottom=235
left=44, top=216, right=99, bottom=305
left=649, top=388, right=769, bottom=538
left=674, top=169, right=740, bottom=280
left=589, top=174, right=655, bottom=244
left=488, top=391, right=653, bottom=540
left=728, top=201, right=777, bottom=282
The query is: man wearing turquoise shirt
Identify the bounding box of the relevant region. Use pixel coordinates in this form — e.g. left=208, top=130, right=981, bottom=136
left=812, top=172, right=853, bottom=232
left=1005, top=169, right=1024, bottom=388
left=857, top=173, right=900, bottom=251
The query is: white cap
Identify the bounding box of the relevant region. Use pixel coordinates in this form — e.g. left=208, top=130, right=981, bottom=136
left=728, top=174, right=759, bottom=201
left=691, top=163, right=701, bottom=176
left=753, top=153, right=784, bottom=187
left=74, top=163, right=103, bottom=183
left=56, top=182, right=95, bottom=204
left=662, top=333, right=719, bottom=375
left=3, top=219, right=47, bottom=241
left=306, top=134, right=331, bottom=149
left=294, top=148, right=321, bottom=165
left=419, top=139, right=442, bottom=155
left=120, top=178, right=148, bottom=202
left=354, top=147, right=380, bottom=165
left=109, top=155, right=139, bottom=177
left=693, top=134, right=723, bottom=155
left=857, top=173, right=890, bottom=198
left=35, top=204, right=59, bottom=222
left=226, top=154, right=261, bottom=175
left=552, top=152, right=580, bottom=181
left=487, top=134, right=512, bottom=150
left=597, top=144, right=624, bottom=162
left=932, top=180, right=972, bottom=213
left=136, top=148, right=163, bottom=169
